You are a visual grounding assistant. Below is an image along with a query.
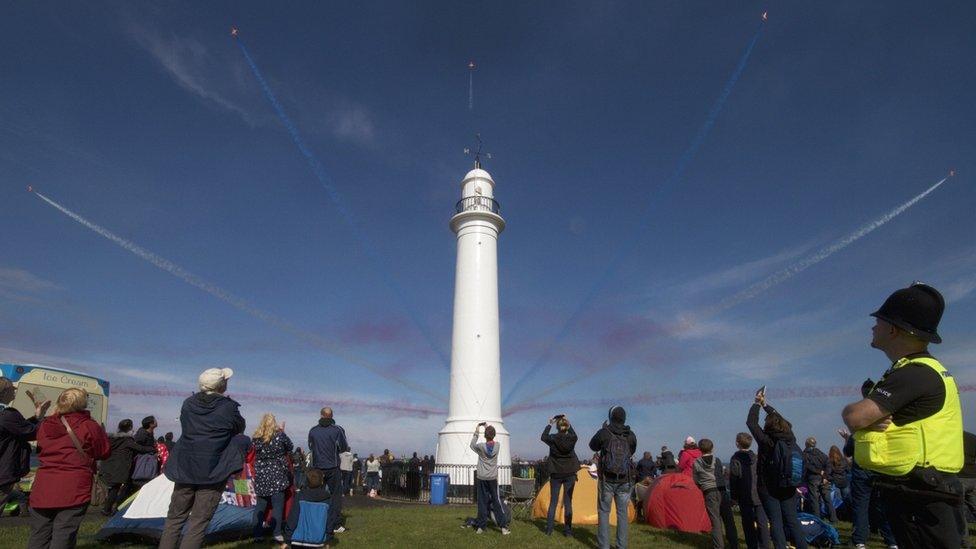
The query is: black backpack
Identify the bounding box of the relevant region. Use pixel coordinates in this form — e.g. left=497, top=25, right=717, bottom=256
left=770, top=439, right=804, bottom=489
left=660, top=451, right=676, bottom=470
left=602, top=431, right=632, bottom=477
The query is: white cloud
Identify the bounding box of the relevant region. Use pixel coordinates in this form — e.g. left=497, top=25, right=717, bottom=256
left=0, top=267, right=63, bottom=302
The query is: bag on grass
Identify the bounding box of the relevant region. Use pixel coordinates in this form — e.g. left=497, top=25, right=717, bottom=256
left=798, top=512, right=841, bottom=547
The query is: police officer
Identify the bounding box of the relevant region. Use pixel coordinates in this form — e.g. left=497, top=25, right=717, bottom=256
left=842, top=282, right=964, bottom=548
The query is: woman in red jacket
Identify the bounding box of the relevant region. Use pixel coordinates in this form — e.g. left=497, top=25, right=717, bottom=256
left=27, top=388, right=110, bottom=549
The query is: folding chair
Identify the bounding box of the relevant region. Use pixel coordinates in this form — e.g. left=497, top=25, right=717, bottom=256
left=504, top=477, right=537, bottom=520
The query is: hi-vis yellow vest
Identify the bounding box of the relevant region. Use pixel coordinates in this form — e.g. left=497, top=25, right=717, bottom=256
left=855, top=356, right=963, bottom=477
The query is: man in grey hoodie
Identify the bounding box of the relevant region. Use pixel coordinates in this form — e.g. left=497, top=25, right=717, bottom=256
left=470, top=423, right=510, bottom=535
left=693, top=438, right=726, bottom=549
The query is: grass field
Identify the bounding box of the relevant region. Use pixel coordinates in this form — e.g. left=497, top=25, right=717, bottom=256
left=7, top=500, right=963, bottom=548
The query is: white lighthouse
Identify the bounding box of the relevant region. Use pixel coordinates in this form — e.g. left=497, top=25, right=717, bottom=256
left=435, top=161, right=510, bottom=486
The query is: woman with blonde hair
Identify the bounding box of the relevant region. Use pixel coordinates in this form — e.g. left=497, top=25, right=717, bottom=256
left=252, top=413, right=293, bottom=545
left=28, top=388, right=110, bottom=549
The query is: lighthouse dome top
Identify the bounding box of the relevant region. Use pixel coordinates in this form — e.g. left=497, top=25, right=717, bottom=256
left=460, top=168, right=495, bottom=199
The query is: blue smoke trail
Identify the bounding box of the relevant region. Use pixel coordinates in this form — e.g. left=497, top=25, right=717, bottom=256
left=503, top=22, right=765, bottom=405
left=236, top=40, right=451, bottom=372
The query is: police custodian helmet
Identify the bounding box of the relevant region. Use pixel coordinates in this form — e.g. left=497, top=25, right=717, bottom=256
left=871, top=281, right=945, bottom=344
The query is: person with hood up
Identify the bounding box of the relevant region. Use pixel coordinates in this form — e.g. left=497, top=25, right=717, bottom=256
left=729, top=432, right=771, bottom=549
left=307, top=407, right=349, bottom=540
left=28, top=388, right=110, bottom=549
left=470, top=422, right=510, bottom=535
left=589, top=406, right=637, bottom=549
left=693, top=438, right=729, bottom=549
left=0, top=377, right=49, bottom=518
left=99, top=418, right=156, bottom=516
left=747, top=390, right=808, bottom=549
left=541, top=415, right=580, bottom=537
left=160, top=367, right=246, bottom=549
left=802, top=437, right=837, bottom=522
left=678, top=436, right=702, bottom=475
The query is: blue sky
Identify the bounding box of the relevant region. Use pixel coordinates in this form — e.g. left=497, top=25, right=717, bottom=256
left=2, top=2, right=975, bottom=460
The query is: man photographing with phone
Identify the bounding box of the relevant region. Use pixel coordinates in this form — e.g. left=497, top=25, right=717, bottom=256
left=469, top=422, right=510, bottom=535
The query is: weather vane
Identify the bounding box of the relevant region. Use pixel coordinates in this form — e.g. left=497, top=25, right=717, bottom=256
left=463, top=133, right=492, bottom=169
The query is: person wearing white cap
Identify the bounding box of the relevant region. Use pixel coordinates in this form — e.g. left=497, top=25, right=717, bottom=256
left=160, top=368, right=245, bottom=549
left=678, top=436, right=701, bottom=475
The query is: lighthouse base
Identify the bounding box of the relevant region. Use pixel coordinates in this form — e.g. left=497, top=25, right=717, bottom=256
left=435, top=418, right=511, bottom=487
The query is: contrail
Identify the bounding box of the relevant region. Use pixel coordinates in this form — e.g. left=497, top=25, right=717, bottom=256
left=113, top=386, right=445, bottom=418
left=508, top=174, right=952, bottom=410
left=505, top=382, right=976, bottom=416
left=32, top=190, right=446, bottom=403
left=235, top=38, right=451, bottom=372
left=504, top=21, right=766, bottom=405
left=701, top=176, right=949, bottom=316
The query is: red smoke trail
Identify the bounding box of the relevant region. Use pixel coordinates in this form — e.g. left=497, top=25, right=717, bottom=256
left=112, top=386, right=445, bottom=419
left=504, top=383, right=976, bottom=417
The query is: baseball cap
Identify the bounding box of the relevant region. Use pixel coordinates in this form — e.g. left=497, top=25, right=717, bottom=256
left=684, top=436, right=696, bottom=445
left=199, top=367, right=234, bottom=392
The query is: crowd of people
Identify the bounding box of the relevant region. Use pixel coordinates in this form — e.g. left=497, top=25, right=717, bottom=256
left=0, top=284, right=971, bottom=548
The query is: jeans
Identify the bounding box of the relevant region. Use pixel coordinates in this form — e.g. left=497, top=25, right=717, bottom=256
left=740, top=501, right=772, bottom=549
left=719, top=490, right=739, bottom=549
left=883, top=479, right=963, bottom=549
left=760, top=491, right=807, bottom=549
left=703, top=489, right=725, bottom=549
left=597, top=478, right=631, bottom=549
left=474, top=478, right=508, bottom=529
left=341, top=471, right=353, bottom=495
left=849, top=466, right=896, bottom=545
left=253, top=491, right=286, bottom=541
left=27, top=504, right=88, bottom=549
left=806, top=477, right=837, bottom=522
left=365, top=472, right=379, bottom=492
left=320, top=468, right=343, bottom=537
left=159, top=481, right=224, bottom=549
left=546, top=475, right=575, bottom=533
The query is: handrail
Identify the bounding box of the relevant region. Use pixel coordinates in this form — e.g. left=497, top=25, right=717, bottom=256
left=455, top=195, right=500, bottom=215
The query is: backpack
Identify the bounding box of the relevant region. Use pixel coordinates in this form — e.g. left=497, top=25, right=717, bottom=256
left=131, top=453, right=159, bottom=481
left=602, top=431, right=633, bottom=478
left=661, top=452, right=677, bottom=470
left=797, top=512, right=841, bottom=547
left=771, top=439, right=803, bottom=489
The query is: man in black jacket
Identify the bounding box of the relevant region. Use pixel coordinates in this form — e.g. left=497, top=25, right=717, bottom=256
left=589, top=406, right=637, bottom=549
left=0, top=378, right=49, bottom=516
left=636, top=452, right=657, bottom=482
left=802, top=437, right=837, bottom=522
left=99, top=418, right=156, bottom=516
left=308, top=407, right=349, bottom=542
left=160, top=367, right=245, bottom=549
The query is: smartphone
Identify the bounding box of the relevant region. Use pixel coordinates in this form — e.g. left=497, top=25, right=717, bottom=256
left=757, top=385, right=767, bottom=398
left=478, top=422, right=487, bottom=427
left=553, top=414, right=565, bottom=420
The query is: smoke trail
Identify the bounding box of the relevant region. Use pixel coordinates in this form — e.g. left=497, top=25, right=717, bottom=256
left=508, top=175, right=952, bottom=409
left=235, top=39, right=451, bottom=372
left=113, top=386, right=445, bottom=418
left=504, top=22, right=765, bottom=405
left=32, top=190, right=445, bottom=403
left=505, top=382, right=976, bottom=416
left=701, top=177, right=949, bottom=316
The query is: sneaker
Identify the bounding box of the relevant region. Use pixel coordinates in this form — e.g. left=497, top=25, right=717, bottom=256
left=501, top=528, right=511, bottom=535
left=887, top=546, right=898, bottom=549
left=334, top=526, right=346, bottom=534
left=853, top=545, right=866, bottom=549
left=475, top=528, right=484, bottom=534
left=563, top=528, right=573, bottom=537
left=544, top=527, right=552, bottom=536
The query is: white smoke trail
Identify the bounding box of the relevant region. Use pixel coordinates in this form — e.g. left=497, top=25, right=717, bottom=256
left=33, top=191, right=445, bottom=403
left=702, top=177, right=948, bottom=315
left=508, top=175, right=951, bottom=410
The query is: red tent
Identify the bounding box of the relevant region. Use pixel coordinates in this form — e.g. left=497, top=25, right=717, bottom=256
left=644, top=473, right=711, bottom=533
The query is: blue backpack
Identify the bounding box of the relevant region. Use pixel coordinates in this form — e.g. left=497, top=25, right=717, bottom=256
left=797, top=512, right=841, bottom=547
left=291, top=500, right=330, bottom=546
left=771, top=439, right=803, bottom=489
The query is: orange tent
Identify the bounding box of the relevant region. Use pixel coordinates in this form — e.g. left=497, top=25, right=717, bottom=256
left=532, top=467, right=636, bottom=525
